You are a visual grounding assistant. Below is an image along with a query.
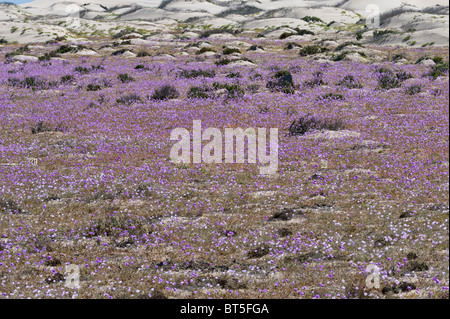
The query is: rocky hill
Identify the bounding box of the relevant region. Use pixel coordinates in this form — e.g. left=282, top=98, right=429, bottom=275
left=0, top=0, right=448, bottom=46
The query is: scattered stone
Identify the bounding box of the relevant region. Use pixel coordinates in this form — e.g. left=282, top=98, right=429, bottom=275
left=76, top=49, right=97, bottom=56
left=316, top=58, right=334, bottom=65
left=197, top=42, right=212, bottom=49
left=12, top=55, right=39, bottom=63
left=202, top=51, right=217, bottom=58
left=130, top=38, right=151, bottom=45
left=120, top=32, right=142, bottom=40
left=186, top=47, right=201, bottom=54
left=121, top=51, right=137, bottom=58
left=228, top=60, right=256, bottom=67
left=322, top=40, right=339, bottom=50
left=158, top=53, right=175, bottom=60
left=145, top=33, right=175, bottom=41
left=418, top=59, right=436, bottom=67
left=208, top=33, right=235, bottom=40
left=306, top=130, right=361, bottom=140
left=226, top=40, right=252, bottom=49
left=345, top=52, right=367, bottom=63
left=182, top=32, right=200, bottom=39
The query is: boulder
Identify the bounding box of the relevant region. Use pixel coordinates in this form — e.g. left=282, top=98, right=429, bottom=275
left=12, top=55, right=39, bottom=62
left=419, top=59, right=436, bottom=67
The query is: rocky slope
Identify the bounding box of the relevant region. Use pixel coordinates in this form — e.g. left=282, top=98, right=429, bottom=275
left=0, top=0, right=448, bottom=46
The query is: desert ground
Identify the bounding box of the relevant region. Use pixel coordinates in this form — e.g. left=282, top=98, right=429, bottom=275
left=0, top=0, right=448, bottom=299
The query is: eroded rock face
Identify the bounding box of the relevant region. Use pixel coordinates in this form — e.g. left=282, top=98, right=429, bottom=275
left=0, top=1, right=447, bottom=46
